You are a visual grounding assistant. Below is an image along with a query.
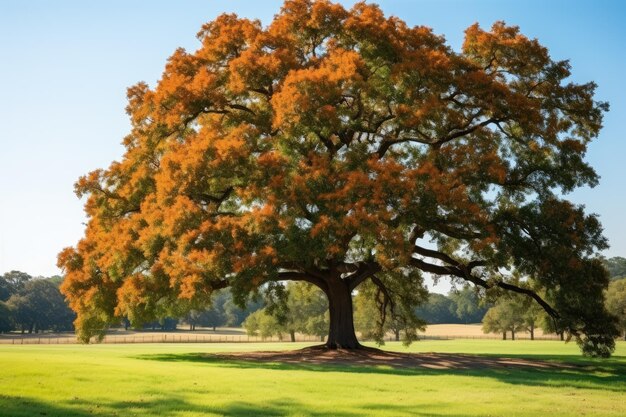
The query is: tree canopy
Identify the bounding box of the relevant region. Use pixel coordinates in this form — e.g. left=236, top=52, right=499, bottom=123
left=59, top=0, right=617, bottom=355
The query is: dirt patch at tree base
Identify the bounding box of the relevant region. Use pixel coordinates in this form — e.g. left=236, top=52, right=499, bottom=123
left=212, top=345, right=577, bottom=371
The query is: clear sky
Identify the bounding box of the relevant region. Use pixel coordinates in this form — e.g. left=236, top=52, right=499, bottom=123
left=0, top=1, right=624, bottom=294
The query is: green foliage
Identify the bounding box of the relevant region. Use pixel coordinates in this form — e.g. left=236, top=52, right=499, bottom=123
left=414, top=293, right=458, bottom=324
left=482, top=302, right=522, bottom=339
left=6, top=278, right=75, bottom=333
left=223, top=292, right=264, bottom=327
left=243, top=310, right=287, bottom=340
left=449, top=286, right=490, bottom=324
left=482, top=291, right=565, bottom=342
left=0, top=280, right=10, bottom=302
left=0, top=270, right=32, bottom=301
left=606, top=278, right=626, bottom=339
left=244, top=282, right=328, bottom=340
left=354, top=271, right=427, bottom=345
left=285, top=281, right=329, bottom=338
left=0, top=301, right=12, bottom=332
left=604, top=257, right=626, bottom=279
left=185, top=290, right=231, bottom=330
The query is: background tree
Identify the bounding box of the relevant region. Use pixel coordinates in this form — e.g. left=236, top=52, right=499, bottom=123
left=413, top=293, right=458, bottom=324
left=449, top=286, right=489, bottom=324
left=59, top=0, right=617, bottom=354
left=46, top=276, right=76, bottom=331
left=284, top=281, right=329, bottom=341
left=482, top=299, right=525, bottom=340
left=605, top=279, right=626, bottom=340
left=244, top=282, right=328, bottom=341
left=184, top=310, right=204, bottom=331
left=0, top=278, right=11, bottom=302
left=482, top=293, right=544, bottom=340
left=354, top=273, right=426, bottom=344
left=244, top=309, right=287, bottom=340
left=223, top=293, right=264, bottom=327
left=184, top=289, right=230, bottom=331
left=0, top=301, right=12, bottom=332
left=6, top=278, right=75, bottom=333
left=0, top=271, right=29, bottom=330
left=603, top=257, right=626, bottom=280
left=522, top=300, right=544, bottom=340
left=539, top=311, right=566, bottom=341
left=188, top=306, right=224, bottom=331
left=0, top=271, right=32, bottom=301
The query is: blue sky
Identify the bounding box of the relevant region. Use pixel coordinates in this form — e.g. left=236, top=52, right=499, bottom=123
left=0, top=1, right=624, bottom=294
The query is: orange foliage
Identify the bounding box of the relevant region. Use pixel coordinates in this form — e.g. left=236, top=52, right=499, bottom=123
left=58, top=0, right=607, bottom=343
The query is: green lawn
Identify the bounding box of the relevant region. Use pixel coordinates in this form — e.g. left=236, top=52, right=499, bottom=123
left=0, top=340, right=624, bottom=416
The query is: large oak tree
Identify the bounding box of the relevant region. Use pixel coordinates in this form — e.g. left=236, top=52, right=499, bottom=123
left=59, top=0, right=618, bottom=355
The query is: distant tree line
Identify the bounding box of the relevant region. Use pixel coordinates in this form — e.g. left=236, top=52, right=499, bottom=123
left=416, top=287, right=489, bottom=325
left=119, top=289, right=264, bottom=332
left=3, top=256, right=624, bottom=341
left=182, top=290, right=263, bottom=331
left=0, top=271, right=75, bottom=333
left=604, top=256, right=626, bottom=280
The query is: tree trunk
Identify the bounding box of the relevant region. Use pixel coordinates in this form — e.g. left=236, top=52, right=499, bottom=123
left=502, top=331, right=506, bottom=340
left=290, top=330, right=296, bottom=343
left=559, top=331, right=564, bottom=341
left=511, top=329, right=515, bottom=341
left=394, top=329, right=400, bottom=342
left=530, top=323, right=534, bottom=341
left=325, top=277, right=360, bottom=349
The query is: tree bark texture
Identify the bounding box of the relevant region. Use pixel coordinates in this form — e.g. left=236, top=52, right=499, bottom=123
left=324, top=276, right=360, bottom=349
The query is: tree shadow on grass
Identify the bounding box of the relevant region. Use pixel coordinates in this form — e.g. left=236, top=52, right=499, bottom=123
left=0, top=394, right=468, bottom=417
left=0, top=395, right=93, bottom=417
left=132, top=350, right=626, bottom=393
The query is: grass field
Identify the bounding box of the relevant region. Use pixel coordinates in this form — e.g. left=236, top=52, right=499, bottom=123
left=1, top=340, right=625, bottom=416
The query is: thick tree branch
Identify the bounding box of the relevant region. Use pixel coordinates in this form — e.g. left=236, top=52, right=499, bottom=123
left=376, top=117, right=503, bottom=157
left=277, top=271, right=328, bottom=292
left=409, top=256, right=559, bottom=320
left=346, top=262, right=382, bottom=291
left=437, top=117, right=501, bottom=145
